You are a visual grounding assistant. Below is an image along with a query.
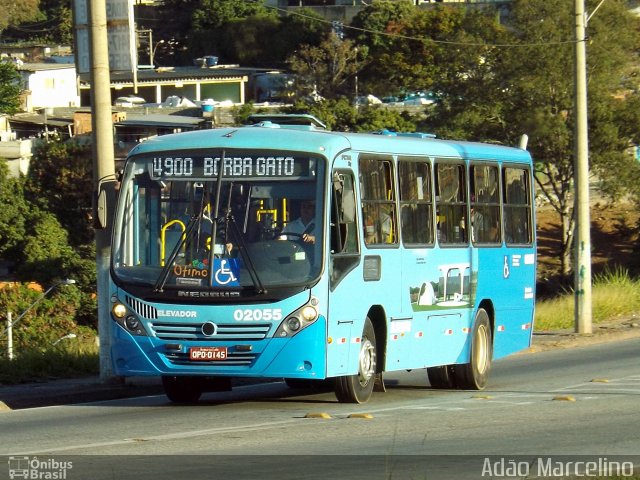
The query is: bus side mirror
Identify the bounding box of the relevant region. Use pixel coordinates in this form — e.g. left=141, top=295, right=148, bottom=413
left=95, top=177, right=117, bottom=230
left=97, top=188, right=108, bottom=229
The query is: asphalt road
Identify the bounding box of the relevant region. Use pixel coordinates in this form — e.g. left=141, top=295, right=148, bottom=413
left=1, top=335, right=639, bottom=480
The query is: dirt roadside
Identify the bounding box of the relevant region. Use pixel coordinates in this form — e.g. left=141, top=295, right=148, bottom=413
left=528, top=315, right=640, bottom=352
left=1, top=318, right=639, bottom=412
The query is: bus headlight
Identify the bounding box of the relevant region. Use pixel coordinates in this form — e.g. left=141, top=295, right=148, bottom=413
left=112, top=303, right=127, bottom=318
left=275, top=297, right=319, bottom=337
left=111, top=300, right=148, bottom=336
left=301, top=306, right=317, bottom=322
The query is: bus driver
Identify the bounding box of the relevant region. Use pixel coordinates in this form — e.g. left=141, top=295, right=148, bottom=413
left=281, top=199, right=317, bottom=243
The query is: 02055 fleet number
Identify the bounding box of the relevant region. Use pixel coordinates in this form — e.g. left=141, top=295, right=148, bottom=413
left=233, top=308, right=283, bottom=321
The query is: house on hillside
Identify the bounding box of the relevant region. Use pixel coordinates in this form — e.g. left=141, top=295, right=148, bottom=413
left=79, top=66, right=251, bottom=107
left=17, top=63, right=80, bottom=112
left=0, top=114, right=34, bottom=177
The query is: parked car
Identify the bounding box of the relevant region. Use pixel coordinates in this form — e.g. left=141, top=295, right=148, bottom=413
left=114, top=95, right=146, bottom=107
left=401, top=91, right=438, bottom=105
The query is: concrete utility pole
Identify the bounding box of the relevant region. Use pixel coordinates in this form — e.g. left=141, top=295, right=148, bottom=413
left=89, top=0, right=117, bottom=378
left=574, top=0, right=593, bottom=334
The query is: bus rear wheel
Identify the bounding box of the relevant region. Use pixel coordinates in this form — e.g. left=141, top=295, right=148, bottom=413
left=454, top=308, right=492, bottom=390
left=162, top=375, right=203, bottom=403
left=334, top=318, right=377, bottom=404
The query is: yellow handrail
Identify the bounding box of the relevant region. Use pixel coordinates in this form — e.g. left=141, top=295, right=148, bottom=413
left=160, top=219, right=186, bottom=266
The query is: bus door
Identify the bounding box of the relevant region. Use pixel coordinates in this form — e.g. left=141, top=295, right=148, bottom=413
left=326, top=167, right=361, bottom=377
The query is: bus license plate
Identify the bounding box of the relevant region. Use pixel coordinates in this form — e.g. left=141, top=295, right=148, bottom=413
left=189, top=347, right=227, bottom=361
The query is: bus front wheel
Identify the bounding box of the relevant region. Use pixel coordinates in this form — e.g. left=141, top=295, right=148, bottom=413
left=162, top=375, right=203, bottom=403
left=427, top=364, right=456, bottom=389
left=334, top=318, right=377, bottom=404
left=454, top=308, right=493, bottom=390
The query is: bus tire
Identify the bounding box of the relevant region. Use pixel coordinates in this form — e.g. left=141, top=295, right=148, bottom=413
left=334, top=317, right=377, bottom=404
left=285, top=378, right=334, bottom=391
left=162, top=375, right=203, bottom=403
left=454, top=308, right=492, bottom=390
left=427, top=365, right=456, bottom=389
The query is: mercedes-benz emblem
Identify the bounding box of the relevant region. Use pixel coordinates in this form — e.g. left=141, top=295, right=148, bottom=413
left=201, top=321, right=218, bottom=337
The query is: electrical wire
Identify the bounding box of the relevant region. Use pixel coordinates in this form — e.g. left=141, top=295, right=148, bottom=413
left=249, top=0, right=579, bottom=48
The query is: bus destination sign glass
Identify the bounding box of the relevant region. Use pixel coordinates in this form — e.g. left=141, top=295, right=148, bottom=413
left=148, top=155, right=314, bottom=180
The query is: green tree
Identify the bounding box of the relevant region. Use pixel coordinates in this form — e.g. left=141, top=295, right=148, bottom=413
left=0, top=162, right=28, bottom=259
left=420, top=0, right=640, bottom=276
left=283, top=98, right=419, bottom=133
left=25, top=139, right=94, bottom=247
left=158, top=0, right=274, bottom=64
left=353, top=106, right=417, bottom=133
left=349, top=0, right=420, bottom=97
left=0, top=160, right=95, bottom=297
left=501, top=0, right=639, bottom=275
left=16, top=210, right=77, bottom=282
left=191, top=0, right=269, bottom=30
left=270, top=8, right=329, bottom=67
left=0, top=62, right=22, bottom=115
left=287, top=33, right=362, bottom=100
left=194, top=14, right=282, bottom=67
left=610, top=95, right=640, bottom=205
left=350, top=0, right=415, bottom=50
left=351, top=3, right=507, bottom=103
left=43, top=3, right=73, bottom=44
left=6, top=0, right=72, bottom=44
left=0, top=0, right=41, bottom=34
left=422, top=7, right=511, bottom=140
left=285, top=98, right=359, bottom=130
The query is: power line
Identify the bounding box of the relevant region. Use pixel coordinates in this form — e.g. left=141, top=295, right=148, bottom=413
left=251, top=0, right=578, bottom=48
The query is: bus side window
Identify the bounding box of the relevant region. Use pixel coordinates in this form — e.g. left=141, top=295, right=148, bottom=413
left=503, top=167, right=532, bottom=245
left=470, top=163, right=501, bottom=245
left=399, top=158, right=434, bottom=246
left=359, top=156, right=398, bottom=247
left=435, top=162, right=467, bottom=245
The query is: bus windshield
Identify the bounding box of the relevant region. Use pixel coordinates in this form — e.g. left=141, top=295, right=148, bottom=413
left=112, top=151, right=325, bottom=292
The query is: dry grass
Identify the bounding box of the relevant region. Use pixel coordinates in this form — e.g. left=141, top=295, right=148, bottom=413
left=535, top=267, right=640, bottom=331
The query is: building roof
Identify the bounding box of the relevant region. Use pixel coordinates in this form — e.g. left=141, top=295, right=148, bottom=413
left=9, top=112, right=73, bottom=128
left=114, top=113, right=206, bottom=128
left=17, top=63, right=76, bottom=72
left=79, top=65, right=260, bottom=87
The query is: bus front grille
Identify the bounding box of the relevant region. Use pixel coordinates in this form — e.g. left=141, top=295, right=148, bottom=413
left=149, top=321, right=271, bottom=341
left=126, top=295, right=158, bottom=320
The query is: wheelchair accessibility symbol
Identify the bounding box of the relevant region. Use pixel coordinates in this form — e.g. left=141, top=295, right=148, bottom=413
left=213, top=258, right=240, bottom=286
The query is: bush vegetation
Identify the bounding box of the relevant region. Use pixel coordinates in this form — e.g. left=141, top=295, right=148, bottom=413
left=535, top=268, right=640, bottom=331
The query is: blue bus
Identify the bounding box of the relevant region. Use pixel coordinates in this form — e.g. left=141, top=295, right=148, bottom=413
left=109, top=119, right=536, bottom=403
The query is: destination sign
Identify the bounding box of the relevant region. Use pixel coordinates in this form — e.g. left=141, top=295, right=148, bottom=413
left=148, top=155, right=314, bottom=179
